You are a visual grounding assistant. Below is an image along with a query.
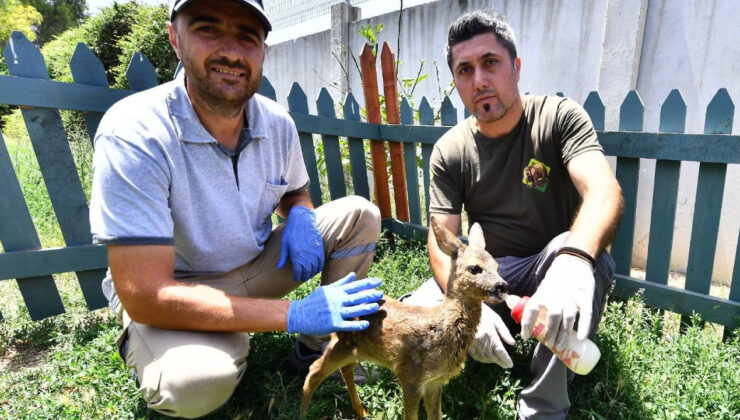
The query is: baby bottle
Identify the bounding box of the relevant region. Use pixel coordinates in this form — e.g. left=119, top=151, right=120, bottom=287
left=506, top=294, right=601, bottom=375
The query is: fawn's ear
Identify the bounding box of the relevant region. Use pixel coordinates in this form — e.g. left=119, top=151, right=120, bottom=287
left=431, top=216, right=463, bottom=256
left=468, top=223, right=486, bottom=249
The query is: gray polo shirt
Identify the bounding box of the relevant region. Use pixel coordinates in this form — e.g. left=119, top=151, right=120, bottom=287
left=90, top=73, right=309, bottom=282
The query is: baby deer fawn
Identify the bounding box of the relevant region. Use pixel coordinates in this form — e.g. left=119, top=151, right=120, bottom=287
left=300, top=216, right=508, bottom=420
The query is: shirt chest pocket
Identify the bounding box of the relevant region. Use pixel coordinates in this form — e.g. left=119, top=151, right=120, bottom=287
left=257, top=180, right=289, bottom=227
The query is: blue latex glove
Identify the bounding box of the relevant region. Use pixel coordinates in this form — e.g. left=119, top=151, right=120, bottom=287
left=277, top=206, right=325, bottom=282
left=287, top=272, right=383, bottom=335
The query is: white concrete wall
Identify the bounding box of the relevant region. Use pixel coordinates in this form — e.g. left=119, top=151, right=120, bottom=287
left=632, top=0, right=740, bottom=281
left=262, top=0, right=740, bottom=283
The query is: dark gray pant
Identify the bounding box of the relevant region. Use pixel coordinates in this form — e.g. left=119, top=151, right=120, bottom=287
left=401, top=232, right=615, bottom=420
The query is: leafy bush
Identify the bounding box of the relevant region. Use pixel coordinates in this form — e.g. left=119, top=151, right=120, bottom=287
left=40, top=1, right=175, bottom=89
left=41, top=1, right=139, bottom=86
left=4, top=2, right=178, bottom=139
left=113, top=3, right=177, bottom=88
left=1, top=109, right=29, bottom=141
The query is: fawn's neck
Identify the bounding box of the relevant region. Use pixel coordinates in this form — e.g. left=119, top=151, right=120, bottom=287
left=441, top=289, right=483, bottom=357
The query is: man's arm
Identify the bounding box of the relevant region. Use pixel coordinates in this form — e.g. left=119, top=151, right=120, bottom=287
left=563, top=150, right=624, bottom=257
left=109, top=244, right=290, bottom=331
left=428, top=213, right=462, bottom=293
left=520, top=150, right=623, bottom=346
left=275, top=188, right=313, bottom=218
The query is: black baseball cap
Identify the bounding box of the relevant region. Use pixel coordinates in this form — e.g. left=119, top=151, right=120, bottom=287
left=169, top=0, right=272, bottom=33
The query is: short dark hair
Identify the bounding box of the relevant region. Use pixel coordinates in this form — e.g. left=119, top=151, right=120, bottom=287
left=446, top=10, right=518, bottom=72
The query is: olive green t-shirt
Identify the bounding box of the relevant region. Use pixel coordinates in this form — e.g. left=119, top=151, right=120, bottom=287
left=429, top=95, right=603, bottom=258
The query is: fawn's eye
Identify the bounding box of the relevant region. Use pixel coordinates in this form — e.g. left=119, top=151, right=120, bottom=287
left=467, top=265, right=483, bottom=275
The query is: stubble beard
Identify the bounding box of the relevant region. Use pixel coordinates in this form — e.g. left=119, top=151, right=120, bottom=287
left=474, top=89, right=520, bottom=124
left=181, top=52, right=262, bottom=118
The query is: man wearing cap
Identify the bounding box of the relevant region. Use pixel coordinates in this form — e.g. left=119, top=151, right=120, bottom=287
left=89, top=0, right=383, bottom=417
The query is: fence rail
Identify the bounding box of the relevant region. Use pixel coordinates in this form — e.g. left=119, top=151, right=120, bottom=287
left=0, top=32, right=738, bottom=339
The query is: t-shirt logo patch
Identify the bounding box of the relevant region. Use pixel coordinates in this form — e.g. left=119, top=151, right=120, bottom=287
left=522, top=158, right=551, bottom=192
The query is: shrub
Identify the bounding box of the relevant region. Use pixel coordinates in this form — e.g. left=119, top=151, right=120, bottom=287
left=41, top=1, right=140, bottom=86
left=113, top=3, right=177, bottom=88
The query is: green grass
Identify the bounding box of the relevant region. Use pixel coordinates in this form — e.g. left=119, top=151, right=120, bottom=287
left=1, top=134, right=739, bottom=419
left=1, top=235, right=739, bottom=419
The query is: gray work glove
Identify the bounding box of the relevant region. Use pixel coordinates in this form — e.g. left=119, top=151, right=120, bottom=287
left=468, top=303, right=515, bottom=368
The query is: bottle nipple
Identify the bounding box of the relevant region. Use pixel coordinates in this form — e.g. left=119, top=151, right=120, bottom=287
left=506, top=294, right=530, bottom=323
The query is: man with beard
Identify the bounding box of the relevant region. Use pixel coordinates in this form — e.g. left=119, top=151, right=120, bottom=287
left=89, top=0, right=383, bottom=417
left=400, top=10, right=624, bottom=419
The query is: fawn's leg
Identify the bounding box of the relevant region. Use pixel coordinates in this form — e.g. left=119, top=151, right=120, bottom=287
left=339, top=363, right=367, bottom=418
left=421, top=381, right=443, bottom=420
left=300, top=341, right=355, bottom=417
left=400, top=383, right=422, bottom=420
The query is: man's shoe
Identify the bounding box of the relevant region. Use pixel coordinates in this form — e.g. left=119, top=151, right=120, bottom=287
left=287, top=340, right=377, bottom=385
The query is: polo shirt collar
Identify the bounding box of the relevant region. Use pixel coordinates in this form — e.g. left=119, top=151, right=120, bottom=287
left=167, top=71, right=268, bottom=145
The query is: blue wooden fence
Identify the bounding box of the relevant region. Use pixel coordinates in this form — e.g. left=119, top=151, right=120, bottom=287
left=0, top=32, right=738, bottom=337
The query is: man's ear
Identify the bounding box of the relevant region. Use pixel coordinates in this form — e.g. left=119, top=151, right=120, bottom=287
left=167, top=21, right=182, bottom=60
left=513, top=57, right=521, bottom=82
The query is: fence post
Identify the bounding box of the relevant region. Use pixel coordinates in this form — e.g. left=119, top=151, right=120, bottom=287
left=330, top=1, right=360, bottom=99
left=359, top=43, right=392, bottom=219
left=380, top=42, right=409, bottom=222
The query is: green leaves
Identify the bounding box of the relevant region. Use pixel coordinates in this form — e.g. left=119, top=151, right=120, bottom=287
left=0, top=0, right=43, bottom=44
left=358, top=23, right=384, bottom=56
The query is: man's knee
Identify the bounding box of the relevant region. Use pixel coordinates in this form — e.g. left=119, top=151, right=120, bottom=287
left=147, top=357, right=245, bottom=418
left=343, top=195, right=381, bottom=233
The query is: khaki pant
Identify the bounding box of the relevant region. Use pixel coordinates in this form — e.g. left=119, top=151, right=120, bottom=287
left=117, top=196, right=381, bottom=418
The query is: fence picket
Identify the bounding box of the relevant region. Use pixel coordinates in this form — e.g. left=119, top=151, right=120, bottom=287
left=645, top=90, right=685, bottom=285
left=583, top=91, right=605, bottom=131
left=125, top=52, right=158, bottom=91
left=360, top=44, right=392, bottom=219
left=419, top=97, right=434, bottom=225
left=380, top=43, right=409, bottom=221
left=258, top=75, right=277, bottom=101
left=401, top=98, right=421, bottom=225
left=316, top=89, right=346, bottom=200
left=440, top=96, right=457, bottom=126
left=343, top=93, right=370, bottom=200
left=612, top=91, right=643, bottom=276
left=288, top=83, right=322, bottom=206
left=69, top=43, right=108, bottom=144
left=684, top=90, right=733, bottom=313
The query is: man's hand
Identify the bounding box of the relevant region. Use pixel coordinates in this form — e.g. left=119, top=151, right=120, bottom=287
left=278, top=206, right=325, bottom=282
left=286, top=272, right=383, bottom=335
left=520, top=254, right=595, bottom=349
left=468, top=303, right=515, bottom=368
